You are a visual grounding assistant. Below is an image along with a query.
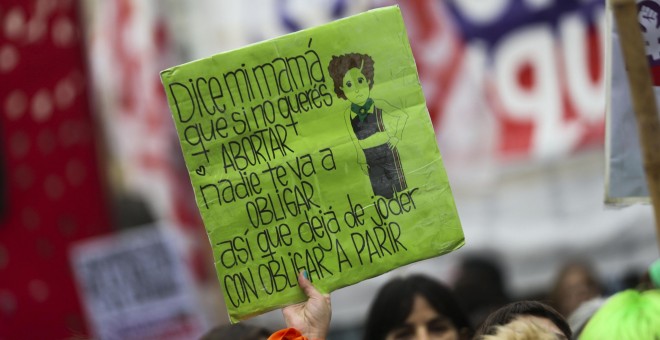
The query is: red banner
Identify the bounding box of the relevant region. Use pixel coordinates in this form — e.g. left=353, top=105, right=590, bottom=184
left=0, top=1, right=111, bottom=338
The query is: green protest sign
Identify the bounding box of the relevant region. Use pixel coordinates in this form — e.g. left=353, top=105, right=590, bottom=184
left=160, top=6, right=464, bottom=322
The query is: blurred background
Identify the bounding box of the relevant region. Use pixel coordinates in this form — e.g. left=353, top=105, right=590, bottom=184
left=0, top=0, right=658, bottom=339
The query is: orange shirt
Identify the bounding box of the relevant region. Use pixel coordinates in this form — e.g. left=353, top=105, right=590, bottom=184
left=268, top=327, right=323, bottom=340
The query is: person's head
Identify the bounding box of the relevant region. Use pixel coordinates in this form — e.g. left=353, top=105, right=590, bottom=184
left=452, top=254, right=509, bottom=327
left=475, top=301, right=571, bottom=340
left=363, top=274, right=473, bottom=340
left=550, top=262, right=602, bottom=317
left=454, top=255, right=507, bottom=301
left=481, top=318, right=558, bottom=340
left=327, top=53, right=375, bottom=105
left=200, top=323, right=270, bottom=340
left=579, top=289, right=660, bottom=340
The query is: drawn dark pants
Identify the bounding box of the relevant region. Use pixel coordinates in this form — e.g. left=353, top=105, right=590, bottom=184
left=364, top=144, right=406, bottom=199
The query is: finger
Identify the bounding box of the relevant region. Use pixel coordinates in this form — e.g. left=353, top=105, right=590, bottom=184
left=298, top=271, right=323, bottom=299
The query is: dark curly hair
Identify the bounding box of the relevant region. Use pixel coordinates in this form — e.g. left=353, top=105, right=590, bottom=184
left=327, top=53, right=375, bottom=100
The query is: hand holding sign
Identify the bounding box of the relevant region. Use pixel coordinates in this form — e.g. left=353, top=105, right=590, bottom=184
left=280, top=271, right=332, bottom=340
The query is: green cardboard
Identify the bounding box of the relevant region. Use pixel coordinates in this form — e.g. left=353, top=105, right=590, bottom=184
left=160, top=6, right=464, bottom=322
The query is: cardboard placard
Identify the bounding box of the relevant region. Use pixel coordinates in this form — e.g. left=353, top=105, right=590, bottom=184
left=161, top=6, right=464, bottom=322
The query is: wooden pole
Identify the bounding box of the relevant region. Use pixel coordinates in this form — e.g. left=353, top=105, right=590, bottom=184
left=611, top=0, right=660, bottom=249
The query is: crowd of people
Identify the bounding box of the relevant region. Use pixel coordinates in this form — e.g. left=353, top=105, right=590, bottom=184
left=203, top=258, right=660, bottom=340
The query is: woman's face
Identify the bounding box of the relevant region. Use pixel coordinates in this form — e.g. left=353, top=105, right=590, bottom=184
left=385, top=295, right=461, bottom=340
left=341, top=67, right=370, bottom=105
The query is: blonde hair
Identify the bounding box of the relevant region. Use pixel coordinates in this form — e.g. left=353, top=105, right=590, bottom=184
left=481, top=319, right=558, bottom=340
